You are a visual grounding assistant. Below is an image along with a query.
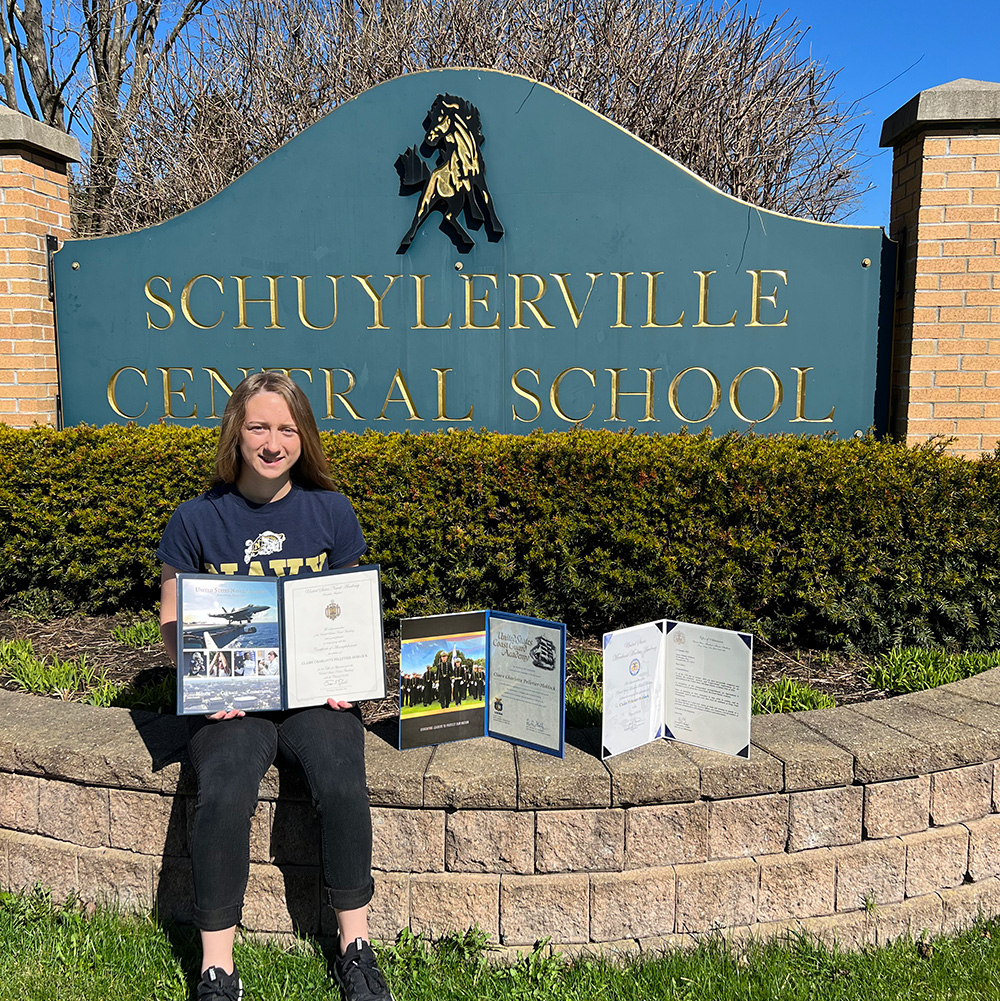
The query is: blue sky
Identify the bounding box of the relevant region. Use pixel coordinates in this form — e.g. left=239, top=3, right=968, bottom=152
left=753, top=0, right=999, bottom=229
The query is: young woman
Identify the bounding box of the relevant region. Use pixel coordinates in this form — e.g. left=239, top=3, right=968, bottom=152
left=158, top=372, right=393, bottom=1001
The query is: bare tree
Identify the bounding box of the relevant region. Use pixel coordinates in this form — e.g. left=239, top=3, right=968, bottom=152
left=8, top=0, right=866, bottom=235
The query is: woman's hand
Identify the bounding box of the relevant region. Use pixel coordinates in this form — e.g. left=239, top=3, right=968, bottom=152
left=326, top=698, right=355, bottom=711
left=208, top=709, right=246, bottom=720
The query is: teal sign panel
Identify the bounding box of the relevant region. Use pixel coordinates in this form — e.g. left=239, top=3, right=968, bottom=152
left=54, top=69, right=892, bottom=434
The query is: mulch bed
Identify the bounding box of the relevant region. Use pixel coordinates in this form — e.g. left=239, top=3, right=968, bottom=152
left=0, top=612, right=889, bottom=723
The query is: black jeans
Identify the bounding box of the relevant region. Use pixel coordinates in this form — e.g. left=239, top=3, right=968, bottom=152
left=187, top=706, right=374, bottom=931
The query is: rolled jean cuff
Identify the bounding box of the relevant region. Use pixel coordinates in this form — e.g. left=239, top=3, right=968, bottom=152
left=193, top=902, right=243, bottom=932
left=324, top=876, right=374, bottom=912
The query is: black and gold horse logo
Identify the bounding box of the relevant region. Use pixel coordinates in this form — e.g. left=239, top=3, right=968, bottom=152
left=395, top=94, right=504, bottom=254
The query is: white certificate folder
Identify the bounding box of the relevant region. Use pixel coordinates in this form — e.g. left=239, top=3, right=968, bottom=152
left=601, top=619, right=752, bottom=760
left=175, top=566, right=386, bottom=715
left=398, top=610, right=566, bottom=757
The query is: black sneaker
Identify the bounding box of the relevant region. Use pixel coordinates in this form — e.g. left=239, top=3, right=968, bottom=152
left=196, top=965, right=243, bottom=1001
left=334, top=938, right=394, bottom=1001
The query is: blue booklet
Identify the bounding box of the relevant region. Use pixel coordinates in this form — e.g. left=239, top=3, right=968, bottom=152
left=398, top=610, right=566, bottom=757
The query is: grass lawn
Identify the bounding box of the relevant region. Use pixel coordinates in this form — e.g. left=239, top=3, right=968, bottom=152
left=3, top=888, right=1000, bottom=1001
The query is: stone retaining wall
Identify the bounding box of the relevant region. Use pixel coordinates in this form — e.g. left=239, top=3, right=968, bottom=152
left=3, top=672, right=1000, bottom=957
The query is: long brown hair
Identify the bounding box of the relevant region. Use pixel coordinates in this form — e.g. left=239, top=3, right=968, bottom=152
left=214, top=372, right=335, bottom=490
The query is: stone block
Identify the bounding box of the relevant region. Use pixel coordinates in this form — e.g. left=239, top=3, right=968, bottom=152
left=939, top=876, right=1000, bottom=936
left=995, top=761, right=1000, bottom=812
left=675, top=857, right=758, bottom=932
left=793, top=707, right=924, bottom=783
left=77, top=844, right=153, bottom=911
left=673, top=743, right=783, bottom=800
left=966, top=814, right=1000, bottom=881
left=500, top=873, right=589, bottom=945
left=637, top=932, right=697, bottom=954
left=798, top=910, right=877, bottom=950
left=445, top=810, right=534, bottom=874
left=604, top=739, right=700, bottom=806
left=517, top=732, right=611, bottom=809
left=850, top=701, right=993, bottom=772
left=0, top=771, right=38, bottom=832
left=863, top=775, right=930, bottom=838
left=708, top=794, right=788, bottom=859
left=930, top=764, right=993, bottom=825
left=242, top=863, right=319, bottom=934
left=109, top=788, right=185, bottom=857
left=410, top=873, right=500, bottom=942
left=750, top=714, right=853, bottom=792
left=873, top=893, right=943, bottom=946
left=270, top=800, right=320, bottom=865
left=945, top=669, right=1000, bottom=706
left=834, top=838, right=906, bottom=912
left=424, top=738, right=516, bottom=809
left=536, top=809, right=624, bottom=872
left=37, top=779, right=109, bottom=848
left=559, top=939, right=642, bottom=960
left=4, top=829, right=78, bottom=902
left=589, top=867, right=674, bottom=941
left=625, top=802, right=708, bottom=867
left=153, top=857, right=194, bottom=923
left=901, top=689, right=1000, bottom=756
left=371, top=806, right=444, bottom=872
left=788, top=786, right=862, bottom=851
left=903, top=826, right=969, bottom=897
left=365, top=725, right=429, bottom=807
left=757, top=849, right=835, bottom=922
left=364, top=871, right=410, bottom=944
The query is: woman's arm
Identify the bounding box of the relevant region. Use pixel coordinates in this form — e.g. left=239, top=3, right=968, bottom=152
left=160, top=565, right=179, bottom=666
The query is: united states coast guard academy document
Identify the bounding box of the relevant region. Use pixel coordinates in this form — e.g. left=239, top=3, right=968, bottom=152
left=601, top=620, right=752, bottom=759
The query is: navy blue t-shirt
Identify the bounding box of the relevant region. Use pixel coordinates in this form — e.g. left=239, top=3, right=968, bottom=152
left=157, top=483, right=366, bottom=577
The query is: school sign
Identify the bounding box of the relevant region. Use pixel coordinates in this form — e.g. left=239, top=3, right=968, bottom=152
left=53, top=69, right=893, bottom=434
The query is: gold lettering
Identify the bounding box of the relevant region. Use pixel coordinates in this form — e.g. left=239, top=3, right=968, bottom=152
left=295, top=275, right=341, bottom=330
left=218, top=563, right=239, bottom=575
left=694, top=270, right=737, bottom=327
left=354, top=274, right=401, bottom=329
left=550, top=273, right=601, bottom=328
left=432, top=368, right=473, bottom=421
left=511, top=368, right=542, bottom=422
left=270, top=368, right=313, bottom=383
left=550, top=368, right=596, bottom=423
left=667, top=368, right=722, bottom=423
left=508, top=274, right=554, bottom=329
left=180, top=275, right=225, bottom=329
left=203, top=368, right=236, bottom=418
left=305, top=553, right=328, bottom=572
left=233, top=275, right=283, bottom=330
left=247, top=561, right=264, bottom=576
left=746, top=269, right=789, bottom=327
left=157, top=367, right=196, bottom=418
left=144, top=277, right=174, bottom=330
left=238, top=368, right=257, bottom=380
left=605, top=368, right=659, bottom=422
left=412, top=275, right=452, bottom=329
left=611, top=272, right=632, bottom=328
left=107, top=367, right=148, bottom=419
left=729, top=367, right=783, bottom=423
left=319, top=368, right=363, bottom=420
left=376, top=368, right=422, bottom=420
left=642, top=272, right=684, bottom=328
left=789, top=367, right=835, bottom=423
left=460, top=274, right=500, bottom=329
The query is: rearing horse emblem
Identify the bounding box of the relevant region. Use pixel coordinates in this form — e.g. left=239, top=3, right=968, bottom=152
left=395, top=94, right=504, bottom=254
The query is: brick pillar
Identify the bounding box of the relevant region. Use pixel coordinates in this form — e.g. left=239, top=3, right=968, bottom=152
left=0, top=107, right=80, bottom=427
left=881, top=79, right=1000, bottom=457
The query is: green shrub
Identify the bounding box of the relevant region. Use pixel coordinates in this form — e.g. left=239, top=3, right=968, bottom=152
left=869, top=647, right=1000, bottom=695
left=111, top=616, right=162, bottom=649
left=752, top=677, right=836, bottom=714
left=2, top=425, right=999, bottom=652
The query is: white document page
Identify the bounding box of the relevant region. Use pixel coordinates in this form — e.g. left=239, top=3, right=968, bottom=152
left=282, top=568, right=386, bottom=708
left=663, top=620, right=751, bottom=758
left=601, top=621, right=666, bottom=759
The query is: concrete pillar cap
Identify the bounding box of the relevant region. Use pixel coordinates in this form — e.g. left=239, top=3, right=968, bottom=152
left=0, top=105, right=80, bottom=163
left=880, top=78, right=1000, bottom=148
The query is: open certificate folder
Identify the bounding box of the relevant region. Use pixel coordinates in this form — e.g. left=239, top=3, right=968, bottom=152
left=602, top=619, right=752, bottom=759
left=175, top=566, right=386, bottom=715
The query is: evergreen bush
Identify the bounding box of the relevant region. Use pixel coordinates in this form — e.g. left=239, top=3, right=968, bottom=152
left=1, top=425, right=997, bottom=652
